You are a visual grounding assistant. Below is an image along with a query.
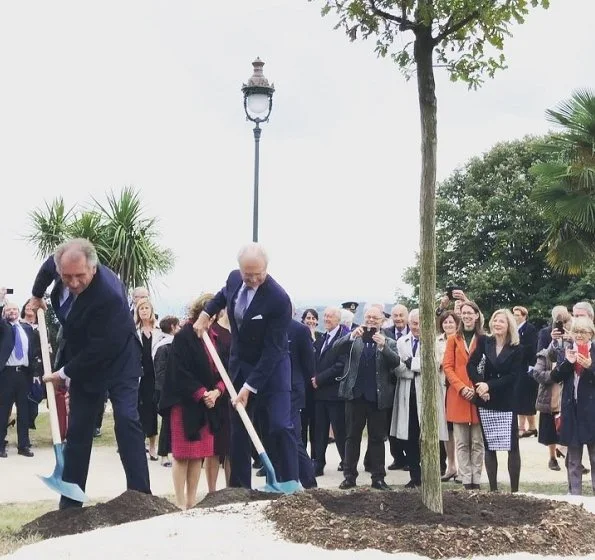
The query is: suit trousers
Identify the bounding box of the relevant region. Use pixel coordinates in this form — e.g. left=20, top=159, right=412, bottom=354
left=567, top=444, right=595, bottom=495
left=344, top=398, right=386, bottom=483
left=300, top=389, right=316, bottom=460
left=403, top=382, right=421, bottom=484
left=230, top=388, right=298, bottom=488
left=313, top=400, right=345, bottom=470
left=0, top=367, right=31, bottom=450
left=60, top=375, right=151, bottom=508
left=453, top=423, right=484, bottom=485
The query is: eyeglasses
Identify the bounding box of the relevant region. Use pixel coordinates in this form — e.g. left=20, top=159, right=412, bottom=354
left=572, top=329, right=593, bottom=335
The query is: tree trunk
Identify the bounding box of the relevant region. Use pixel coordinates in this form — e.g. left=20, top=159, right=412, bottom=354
left=414, top=24, right=443, bottom=514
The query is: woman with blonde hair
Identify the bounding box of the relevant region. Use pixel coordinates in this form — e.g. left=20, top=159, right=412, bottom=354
left=468, top=309, right=524, bottom=492
left=551, top=316, right=595, bottom=494
left=135, top=297, right=164, bottom=460
left=160, top=293, right=230, bottom=508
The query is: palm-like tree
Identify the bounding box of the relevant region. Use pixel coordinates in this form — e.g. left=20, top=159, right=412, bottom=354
left=531, top=89, right=595, bottom=274
left=27, top=186, right=174, bottom=290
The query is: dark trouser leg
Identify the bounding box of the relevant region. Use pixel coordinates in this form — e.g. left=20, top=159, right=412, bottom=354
left=15, top=373, right=31, bottom=449
left=267, top=391, right=298, bottom=483
left=328, top=401, right=346, bottom=463
left=230, top=383, right=254, bottom=488
left=567, top=445, right=583, bottom=495
left=109, top=376, right=151, bottom=495
left=367, top=403, right=387, bottom=483
left=405, top=383, right=421, bottom=484
left=507, top=418, right=521, bottom=493
left=0, top=370, right=17, bottom=448
left=344, top=399, right=367, bottom=482
left=291, top=399, right=316, bottom=488
left=484, top=450, right=498, bottom=491
left=157, top=409, right=171, bottom=457
left=439, top=441, right=447, bottom=475
left=60, top=384, right=104, bottom=509
left=95, top=391, right=108, bottom=430
left=314, top=401, right=330, bottom=470
left=387, top=406, right=407, bottom=466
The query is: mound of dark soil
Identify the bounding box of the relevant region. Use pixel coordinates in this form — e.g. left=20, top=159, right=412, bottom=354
left=195, top=487, right=281, bottom=509
left=20, top=490, right=178, bottom=539
left=266, top=489, right=595, bottom=559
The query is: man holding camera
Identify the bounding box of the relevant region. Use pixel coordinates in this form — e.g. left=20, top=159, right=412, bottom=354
left=334, top=304, right=400, bottom=490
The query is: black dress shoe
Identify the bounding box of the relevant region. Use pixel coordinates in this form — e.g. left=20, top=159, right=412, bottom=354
left=314, top=467, right=324, bottom=477
left=0, top=449, right=7, bottom=459
left=404, top=480, right=420, bottom=489
left=252, top=459, right=262, bottom=469
left=337, top=462, right=344, bottom=472
left=93, top=428, right=101, bottom=438
left=339, top=479, right=356, bottom=490
left=255, top=467, right=266, bottom=477
left=387, top=461, right=404, bottom=471
left=18, top=448, right=34, bottom=458
left=371, top=480, right=391, bottom=491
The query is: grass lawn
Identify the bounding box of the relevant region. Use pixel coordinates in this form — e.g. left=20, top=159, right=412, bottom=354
left=0, top=500, right=53, bottom=556
left=5, top=412, right=118, bottom=448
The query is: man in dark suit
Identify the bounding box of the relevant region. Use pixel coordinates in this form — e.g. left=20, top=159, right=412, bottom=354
left=312, top=306, right=347, bottom=476
left=30, top=238, right=151, bottom=508
left=0, top=297, right=42, bottom=458
left=194, top=242, right=298, bottom=488
left=288, top=316, right=317, bottom=488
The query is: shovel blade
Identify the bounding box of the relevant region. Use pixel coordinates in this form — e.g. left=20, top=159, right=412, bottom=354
left=38, top=443, right=89, bottom=503
left=256, top=451, right=302, bottom=494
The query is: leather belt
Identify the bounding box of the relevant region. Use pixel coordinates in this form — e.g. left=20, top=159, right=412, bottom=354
left=5, top=365, right=29, bottom=373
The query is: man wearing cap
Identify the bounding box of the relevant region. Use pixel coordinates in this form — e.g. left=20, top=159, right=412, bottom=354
left=342, top=302, right=360, bottom=329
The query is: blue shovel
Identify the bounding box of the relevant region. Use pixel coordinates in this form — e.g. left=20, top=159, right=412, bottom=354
left=37, top=309, right=89, bottom=503
left=202, top=332, right=302, bottom=494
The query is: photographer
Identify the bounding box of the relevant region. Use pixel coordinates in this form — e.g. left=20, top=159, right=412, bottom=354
left=334, top=304, right=399, bottom=490
left=435, top=286, right=468, bottom=317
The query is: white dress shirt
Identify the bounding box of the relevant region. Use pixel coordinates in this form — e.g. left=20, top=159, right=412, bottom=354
left=6, top=321, right=29, bottom=367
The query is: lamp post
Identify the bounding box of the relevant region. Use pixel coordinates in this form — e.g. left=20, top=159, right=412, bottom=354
left=242, top=57, right=275, bottom=242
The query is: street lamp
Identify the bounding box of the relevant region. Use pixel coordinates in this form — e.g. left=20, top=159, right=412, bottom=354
left=242, top=57, right=275, bottom=242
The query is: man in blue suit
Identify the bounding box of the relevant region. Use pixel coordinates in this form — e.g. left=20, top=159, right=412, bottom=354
left=194, top=243, right=298, bottom=488
left=30, top=238, right=150, bottom=508
left=288, top=315, right=317, bottom=488
left=0, top=297, right=42, bottom=458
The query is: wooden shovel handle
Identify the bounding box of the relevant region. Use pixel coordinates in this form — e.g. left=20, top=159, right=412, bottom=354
left=37, top=309, right=63, bottom=446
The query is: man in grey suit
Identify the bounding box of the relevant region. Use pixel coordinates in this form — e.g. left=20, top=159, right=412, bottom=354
left=333, top=303, right=400, bottom=490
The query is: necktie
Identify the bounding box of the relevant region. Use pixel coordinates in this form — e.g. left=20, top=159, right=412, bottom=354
left=321, top=333, right=330, bottom=352
left=234, top=286, right=250, bottom=326
left=396, top=329, right=403, bottom=340
left=12, top=324, right=24, bottom=360
left=58, top=291, right=75, bottom=322
left=412, top=338, right=419, bottom=357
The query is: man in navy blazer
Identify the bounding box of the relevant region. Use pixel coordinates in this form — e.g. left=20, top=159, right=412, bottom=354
left=194, top=243, right=298, bottom=488
left=0, top=297, right=42, bottom=457
left=288, top=316, right=317, bottom=488
left=30, top=239, right=150, bottom=508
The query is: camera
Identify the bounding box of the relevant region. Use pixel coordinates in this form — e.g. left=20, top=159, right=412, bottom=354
left=446, top=285, right=462, bottom=300
left=554, top=320, right=564, bottom=332
left=362, top=327, right=377, bottom=343
left=5, top=288, right=13, bottom=295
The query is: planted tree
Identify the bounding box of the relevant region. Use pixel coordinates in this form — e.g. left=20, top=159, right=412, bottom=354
left=313, top=0, right=550, bottom=512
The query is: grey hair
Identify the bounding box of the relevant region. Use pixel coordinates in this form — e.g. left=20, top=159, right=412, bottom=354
left=363, top=303, right=384, bottom=317
left=409, top=308, right=420, bottom=320
left=573, top=301, right=594, bottom=320
left=237, top=242, right=269, bottom=266
left=391, top=304, right=409, bottom=314
left=340, top=309, right=354, bottom=326
left=551, top=305, right=570, bottom=322
left=1, top=301, right=19, bottom=318
left=54, top=238, right=99, bottom=272
left=324, top=306, right=342, bottom=321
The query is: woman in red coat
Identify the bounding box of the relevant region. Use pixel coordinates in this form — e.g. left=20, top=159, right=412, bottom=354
left=160, top=294, right=228, bottom=509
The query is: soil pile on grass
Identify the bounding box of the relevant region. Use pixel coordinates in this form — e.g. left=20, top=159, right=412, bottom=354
left=266, top=489, right=595, bottom=559
left=196, top=487, right=281, bottom=509
left=20, top=491, right=178, bottom=539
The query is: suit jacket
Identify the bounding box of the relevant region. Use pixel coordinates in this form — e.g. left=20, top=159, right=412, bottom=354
left=518, top=322, right=538, bottom=371
left=334, top=333, right=399, bottom=409
left=31, top=255, right=142, bottom=392
left=204, top=270, right=291, bottom=394
left=537, top=325, right=552, bottom=353
left=312, top=326, right=347, bottom=401
left=467, top=335, right=523, bottom=411
left=0, top=319, right=42, bottom=377
left=288, top=319, right=316, bottom=410
left=382, top=325, right=410, bottom=342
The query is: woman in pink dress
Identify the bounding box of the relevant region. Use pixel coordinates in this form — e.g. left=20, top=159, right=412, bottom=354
left=160, top=294, right=228, bottom=509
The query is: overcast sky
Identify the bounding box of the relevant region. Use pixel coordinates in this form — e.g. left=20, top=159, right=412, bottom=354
left=1, top=1, right=594, bottom=314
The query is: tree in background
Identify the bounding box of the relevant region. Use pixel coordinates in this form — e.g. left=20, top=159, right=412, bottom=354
left=28, top=186, right=174, bottom=291
left=531, top=89, right=595, bottom=274
left=313, top=0, right=550, bottom=512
